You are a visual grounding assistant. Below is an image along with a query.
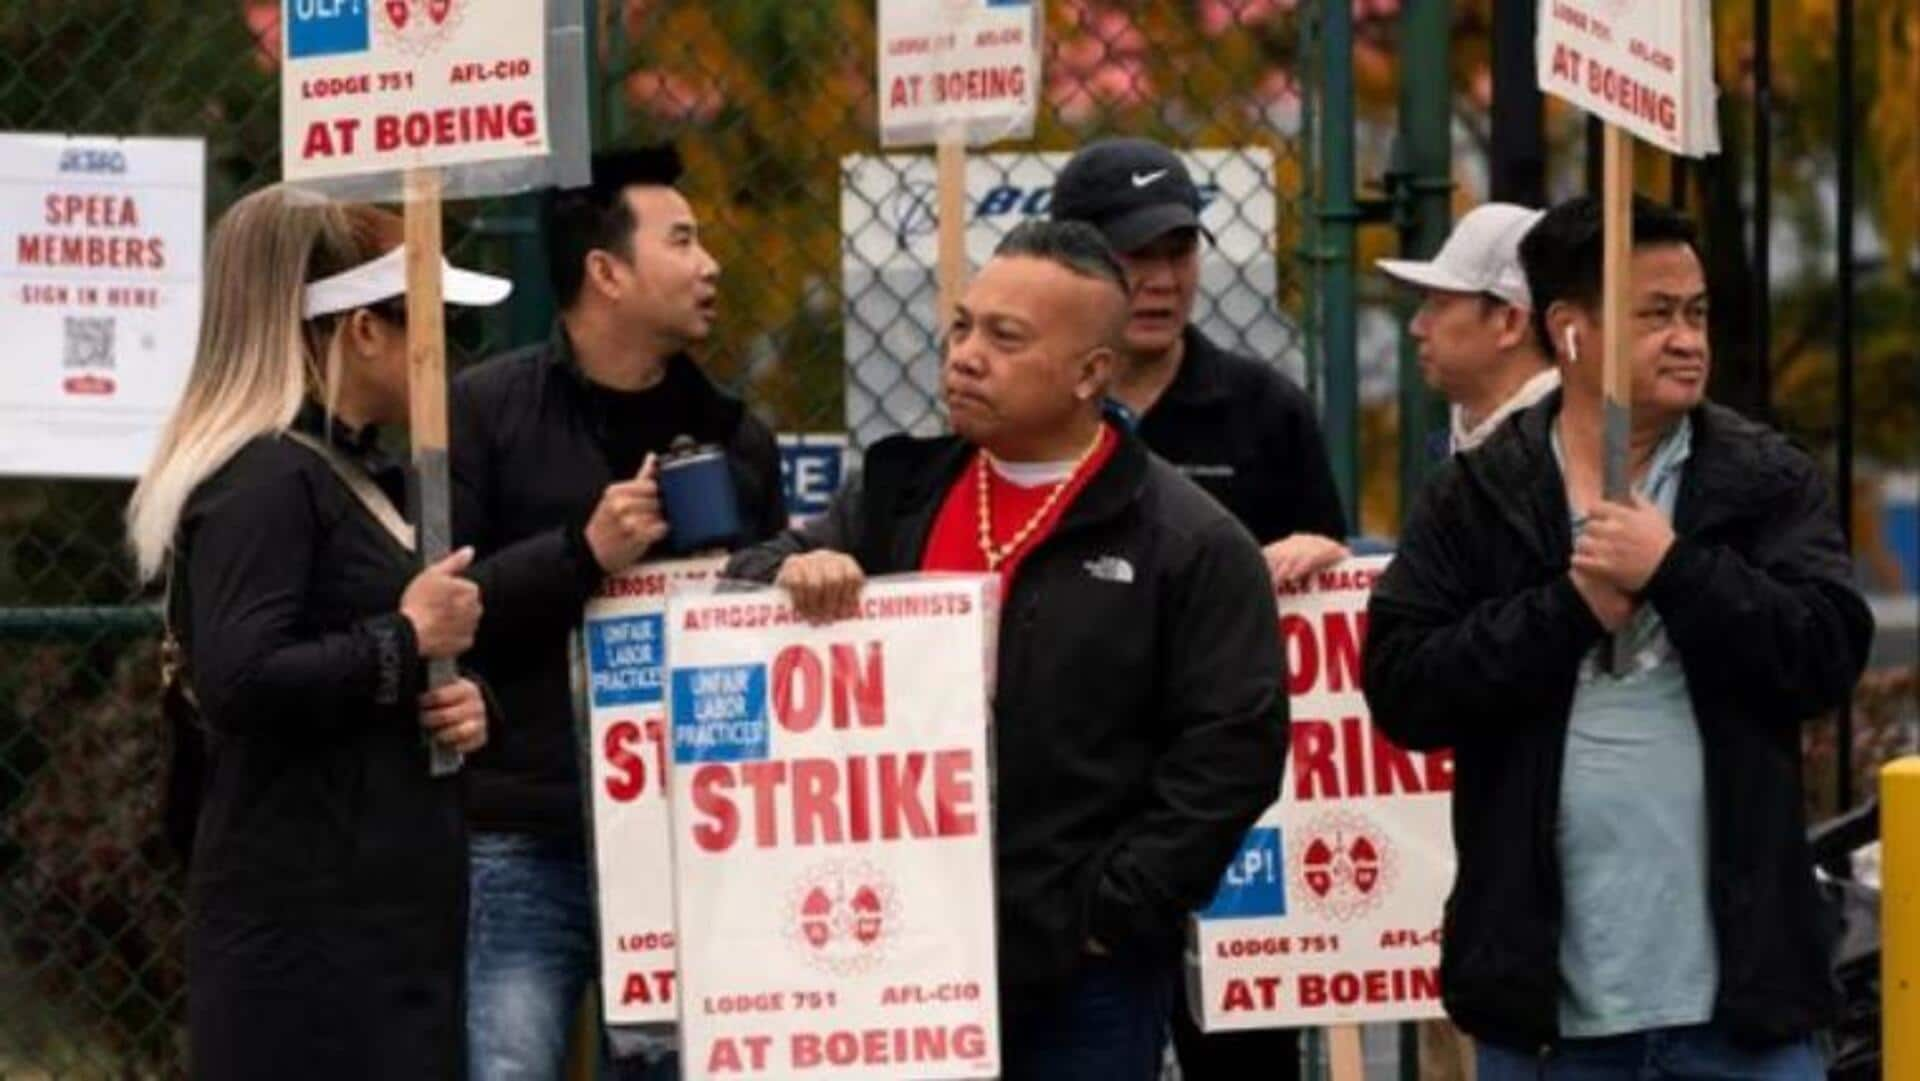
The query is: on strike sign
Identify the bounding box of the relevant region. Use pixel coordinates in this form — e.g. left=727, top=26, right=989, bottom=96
left=1535, top=0, right=1719, bottom=157
left=0, top=134, right=203, bottom=479
left=582, top=557, right=726, bottom=1026
left=878, top=0, right=1041, bottom=148
left=667, top=577, right=1000, bottom=1080
left=281, top=0, right=551, bottom=181
left=1193, top=556, right=1456, bottom=1031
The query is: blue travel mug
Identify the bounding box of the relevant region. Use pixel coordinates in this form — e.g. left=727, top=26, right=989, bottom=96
left=657, top=437, right=743, bottom=554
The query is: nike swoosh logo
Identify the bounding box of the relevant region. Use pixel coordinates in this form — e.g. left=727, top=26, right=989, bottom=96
left=1130, top=169, right=1168, bottom=188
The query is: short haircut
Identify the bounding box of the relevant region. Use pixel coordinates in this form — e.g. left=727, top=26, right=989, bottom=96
left=992, top=219, right=1131, bottom=296
left=1519, top=194, right=1700, bottom=355
left=548, top=146, right=685, bottom=310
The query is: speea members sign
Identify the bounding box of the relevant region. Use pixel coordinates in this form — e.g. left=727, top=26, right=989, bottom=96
left=0, top=134, right=203, bottom=479
left=282, top=0, right=551, bottom=181
left=1192, top=556, right=1457, bottom=1031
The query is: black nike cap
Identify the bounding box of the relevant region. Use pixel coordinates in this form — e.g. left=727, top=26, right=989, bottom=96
left=1051, top=136, right=1212, bottom=253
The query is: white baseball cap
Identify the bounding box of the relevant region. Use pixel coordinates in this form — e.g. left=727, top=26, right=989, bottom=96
left=302, top=245, right=511, bottom=319
left=1376, top=203, right=1546, bottom=309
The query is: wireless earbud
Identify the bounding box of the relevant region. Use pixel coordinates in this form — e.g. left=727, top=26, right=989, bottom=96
left=1563, top=325, right=1580, bottom=364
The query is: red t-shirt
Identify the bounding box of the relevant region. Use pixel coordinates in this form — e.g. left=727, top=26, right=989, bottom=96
left=920, top=426, right=1117, bottom=585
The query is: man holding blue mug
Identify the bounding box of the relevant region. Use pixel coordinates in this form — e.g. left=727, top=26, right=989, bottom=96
left=449, top=146, right=785, bottom=1081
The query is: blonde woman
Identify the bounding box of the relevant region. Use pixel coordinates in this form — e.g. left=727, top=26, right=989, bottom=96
left=127, top=186, right=507, bottom=1080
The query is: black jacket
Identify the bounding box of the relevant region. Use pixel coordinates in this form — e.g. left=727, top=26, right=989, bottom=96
left=1135, top=327, right=1348, bottom=543
left=1362, top=395, right=1873, bottom=1050
left=175, top=405, right=464, bottom=1079
left=726, top=423, right=1287, bottom=1013
left=451, top=329, right=785, bottom=837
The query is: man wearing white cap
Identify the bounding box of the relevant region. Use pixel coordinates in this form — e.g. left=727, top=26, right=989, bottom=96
left=1372, top=203, right=1547, bottom=1081
left=1378, top=203, right=1557, bottom=454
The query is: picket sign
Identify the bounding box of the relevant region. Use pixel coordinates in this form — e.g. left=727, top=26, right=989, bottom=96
left=877, top=0, right=1043, bottom=325
left=1188, top=557, right=1452, bottom=1081
left=665, top=576, right=1001, bottom=1080
left=580, top=557, right=729, bottom=1025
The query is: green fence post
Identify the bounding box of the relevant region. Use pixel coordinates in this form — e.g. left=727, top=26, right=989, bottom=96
left=1316, top=0, right=1361, bottom=525
left=1394, top=0, right=1455, bottom=510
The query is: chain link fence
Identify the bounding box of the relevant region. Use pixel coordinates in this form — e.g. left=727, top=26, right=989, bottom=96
left=608, top=0, right=1321, bottom=440
left=0, top=2, right=1321, bottom=1075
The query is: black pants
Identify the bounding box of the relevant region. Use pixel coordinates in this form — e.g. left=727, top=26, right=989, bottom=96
left=1171, top=976, right=1301, bottom=1081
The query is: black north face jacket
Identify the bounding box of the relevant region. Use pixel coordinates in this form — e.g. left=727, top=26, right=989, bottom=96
left=727, top=423, right=1287, bottom=1014
left=1363, top=394, right=1873, bottom=1051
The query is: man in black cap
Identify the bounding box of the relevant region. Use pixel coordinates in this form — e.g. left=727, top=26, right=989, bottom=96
left=1053, top=135, right=1343, bottom=1081
left=1052, top=136, right=1349, bottom=584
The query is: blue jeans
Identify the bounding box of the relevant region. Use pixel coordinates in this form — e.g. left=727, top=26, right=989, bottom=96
left=999, top=954, right=1174, bottom=1081
left=467, top=833, right=677, bottom=1081
left=1476, top=1023, right=1825, bottom=1080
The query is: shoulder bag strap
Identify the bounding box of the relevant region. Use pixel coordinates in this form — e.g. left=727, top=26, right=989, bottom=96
left=283, top=429, right=417, bottom=553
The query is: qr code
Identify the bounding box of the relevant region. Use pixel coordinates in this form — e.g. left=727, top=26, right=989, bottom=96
left=64, top=316, right=116, bottom=371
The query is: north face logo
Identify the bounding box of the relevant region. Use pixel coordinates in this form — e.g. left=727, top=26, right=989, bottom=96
left=1083, top=556, right=1135, bottom=584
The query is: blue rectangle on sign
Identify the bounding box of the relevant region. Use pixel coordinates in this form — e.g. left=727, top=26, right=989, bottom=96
left=777, top=437, right=848, bottom=520
left=1201, top=828, right=1286, bottom=919
left=670, top=664, right=770, bottom=764
left=286, top=0, right=371, bottom=59
left=586, top=614, right=665, bottom=708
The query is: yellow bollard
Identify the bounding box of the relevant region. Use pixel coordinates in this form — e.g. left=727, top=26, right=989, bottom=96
left=1883, top=757, right=1920, bottom=1080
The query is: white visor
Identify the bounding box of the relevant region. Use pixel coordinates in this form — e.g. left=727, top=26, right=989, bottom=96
left=302, top=245, right=512, bottom=319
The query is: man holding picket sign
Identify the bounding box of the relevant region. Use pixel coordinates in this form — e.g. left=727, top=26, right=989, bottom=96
left=727, top=220, right=1286, bottom=1080
left=1364, top=194, right=1872, bottom=1079
left=451, top=146, right=786, bottom=1080
left=1369, top=8, right=1866, bottom=1074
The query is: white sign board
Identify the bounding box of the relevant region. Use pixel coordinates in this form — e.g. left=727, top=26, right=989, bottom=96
left=1536, top=0, right=1719, bottom=157
left=0, top=134, right=203, bottom=479
left=1193, top=557, right=1456, bottom=1031
left=281, top=0, right=552, bottom=182
left=841, top=148, right=1288, bottom=444
left=877, top=0, right=1041, bottom=149
left=667, top=577, right=1000, bottom=1080
left=582, top=557, right=727, bottom=1026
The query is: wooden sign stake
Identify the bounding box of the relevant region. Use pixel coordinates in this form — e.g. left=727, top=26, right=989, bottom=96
left=1600, top=123, right=1635, bottom=675
left=404, top=165, right=462, bottom=777
left=1327, top=1023, right=1365, bottom=1081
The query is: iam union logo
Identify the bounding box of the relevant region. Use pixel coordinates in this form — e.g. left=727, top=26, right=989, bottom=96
left=783, top=859, right=901, bottom=977
left=1290, top=810, right=1398, bottom=922
left=377, top=0, right=464, bottom=56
